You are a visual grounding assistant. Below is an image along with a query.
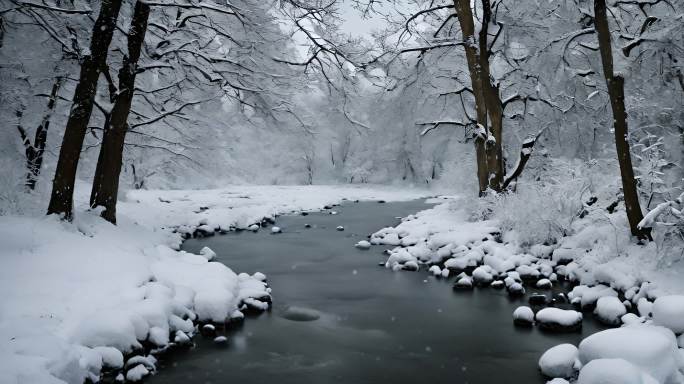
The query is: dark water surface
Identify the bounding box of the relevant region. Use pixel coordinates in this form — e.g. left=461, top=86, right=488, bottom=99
left=150, top=200, right=604, bottom=384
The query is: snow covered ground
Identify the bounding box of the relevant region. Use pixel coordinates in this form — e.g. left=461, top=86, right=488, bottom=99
left=370, top=195, right=684, bottom=383
left=0, top=184, right=429, bottom=384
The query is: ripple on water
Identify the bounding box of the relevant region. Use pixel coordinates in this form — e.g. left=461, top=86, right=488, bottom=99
left=281, top=306, right=322, bottom=321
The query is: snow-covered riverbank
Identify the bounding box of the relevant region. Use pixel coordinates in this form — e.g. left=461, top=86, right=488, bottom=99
left=0, top=185, right=430, bottom=384
left=371, top=195, right=684, bottom=383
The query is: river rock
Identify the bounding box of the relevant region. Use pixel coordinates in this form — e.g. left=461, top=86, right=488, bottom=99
left=271, top=226, right=282, bottom=234
left=594, top=296, right=626, bottom=325
left=513, top=306, right=534, bottom=326
left=529, top=294, right=549, bottom=306
left=536, top=308, right=582, bottom=332
left=336, top=226, right=344, bottom=231
left=214, top=336, right=228, bottom=345
left=355, top=240, right=371, bottom=250
left=248, top=224, right=259, bottom=232
left=454, top=276, right=473, bottom=290
left=539, top=343, right=579, bottom=378
left=199, top=246, right=216, bottom=261
left=536, top=278, right=552, bottom=289
left=507, top=282, right=525, bottom=297
left=490, top=280, right=504, bottom=289
left=402, top=261, right=419, bottom=271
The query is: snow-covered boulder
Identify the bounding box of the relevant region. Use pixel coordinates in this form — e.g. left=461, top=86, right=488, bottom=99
left=491, top=280, right=504, bottom=289
left=652, top=295, right=684, bottom=334
left=454, top=276, right=473, bottom=290
left=429, top=265, right=442, bottom=277
left=539, top=343, right=580, bottom=378
left=536, top=308, right=582, bottom=332
left=578, top=325, right=680, bottom=384
left=637, top=297, right=654, bottom=317
left=507, top=282, right=525, bottom=297
left=336, top=225, right=345, bottom=231
left=199, top=246, right=216, bottom=261
left=271, top=226, right=282, bottom=234
left=568, top=285, right=618, bottom=310
left=513, top=306, right=534, bottom=326
left=472, top=266, right=494, bottom=285
left=594, top=296, right=627, bottom=325
left=577, top=358, right=656, bottom=384
left=248, top=224, right=259, bottom=232
left=402, top=260, right=419, bottom=271
left=355, top=240, right=371, bottom=250
left=126, top=364, right=150, bottom=382
left=214, top=335, right=228, bottom=345
left=536, top=278, right=552, bottom=289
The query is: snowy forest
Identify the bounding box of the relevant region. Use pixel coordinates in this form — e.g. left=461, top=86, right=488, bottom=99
left=1, top=0, right=683, bottom=383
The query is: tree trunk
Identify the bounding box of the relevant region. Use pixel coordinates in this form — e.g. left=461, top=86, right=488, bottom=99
left=90, top=1, right=150, bottom=224
left=28, top=77, right=63, bottom=189
left=46, top=0, right=123, bottom=219
left=478, top=0, right=505, bottom=192
left=454, top=0, right=490, bottom=195
left=594, top=0, right=651, bottom=240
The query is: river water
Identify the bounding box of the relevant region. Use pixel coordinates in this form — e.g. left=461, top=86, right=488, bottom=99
left=149, top=200, right=604, bottom=384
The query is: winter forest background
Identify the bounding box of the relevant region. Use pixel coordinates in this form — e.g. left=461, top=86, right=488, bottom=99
left=1, top=0, right=683, bottom=268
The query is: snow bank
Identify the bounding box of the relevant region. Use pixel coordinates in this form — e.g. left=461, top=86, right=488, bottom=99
left=1, top=185, right=427, bottom=384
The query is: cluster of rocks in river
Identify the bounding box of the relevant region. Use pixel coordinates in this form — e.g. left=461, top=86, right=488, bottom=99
left=370, top=223, right=664, bottom=334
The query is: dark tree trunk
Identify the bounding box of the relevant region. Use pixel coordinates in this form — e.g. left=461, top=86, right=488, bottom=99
left=454, top=0, right=490, bottom=195
left=478, top=0, right=505, bottom=192
left=594, top=0, right=651, bottom=240
left=90, top=1, right=150, bottom=224
left=46, top=0, right=123, bottom=219
left=16, top=77, right=64, bottom=190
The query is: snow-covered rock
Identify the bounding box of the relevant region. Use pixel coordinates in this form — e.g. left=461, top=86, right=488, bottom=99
left=513, top=306, right=534, bottom=326
left=577, top=358, right=655, bottom=384
left=214, top=335, right=228, bottom=344
left=536, top=278, right=552, bottom=289
left=536, top=308, right=582, bottom=332
left=429, top=265, right=442, bottom=276
left=248, top=224, right=259, bottom=231
left=336, top=225, right=345, bottom=231
left=652, top=295, right=684, bottom=334
left=507, top=282, right=525, bottom=297
left=271, top=226, right=282, bottom=234
left=578, top=325, right=680, bottom=384
left=402, top=260, right=419, bottom=271
left=539, top=343, right=580, bottom=378
left=594, top=296, right=627, bottom=325
left=199, top=246, right=217, bottom=261
left=568, top=285, right=618, bottom=309
left=126, top=364, right=150, bottom=382
left=454, top=276, right=473, bottom=290
left=472, top=266, right=494, bottom=285
left=355, top=240, right=371, bottom=250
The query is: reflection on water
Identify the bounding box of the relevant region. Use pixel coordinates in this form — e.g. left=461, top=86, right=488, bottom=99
left=149, top=200, right=605, bottom=384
